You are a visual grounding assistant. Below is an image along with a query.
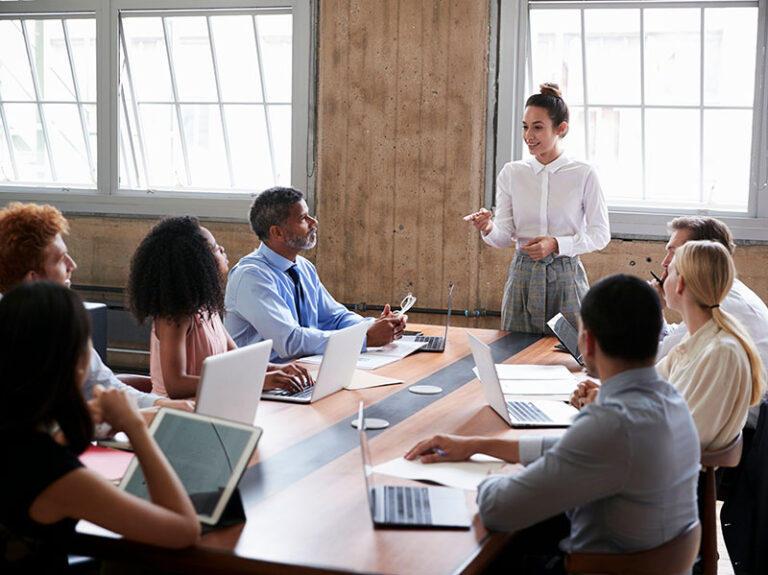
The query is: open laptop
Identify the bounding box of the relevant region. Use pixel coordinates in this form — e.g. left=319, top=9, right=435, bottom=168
left=195, top=339, right=272, bottom=425
left=468, top=333, right=578, bottom=428
left=262, top=321, right=369, bottom=403
left=546, top=313, right=585, bottom=367
left=412, top=284, right=454, bottom=353
left=120, top=408, right=262, bottom=526
left=357, top=403, right=471, bottom=529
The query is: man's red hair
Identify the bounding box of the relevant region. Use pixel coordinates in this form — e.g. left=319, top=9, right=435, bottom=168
left=0, top=202, right=69, bottom=293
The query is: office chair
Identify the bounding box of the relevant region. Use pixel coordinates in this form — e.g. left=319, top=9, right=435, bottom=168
left=565, top=521, right=701, bottom=575
left=700, top=432, right=743, bottom=575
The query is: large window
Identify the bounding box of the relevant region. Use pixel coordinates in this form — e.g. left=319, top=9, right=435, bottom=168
left=0, top=0, right=314, bottom=218
left=494, top=0, right=768, bottom=240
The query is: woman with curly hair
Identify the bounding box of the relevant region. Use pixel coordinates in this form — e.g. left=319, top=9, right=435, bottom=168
left=128, top=216, right=312, bottom=399
left=0, top=282, right=199, bottom=572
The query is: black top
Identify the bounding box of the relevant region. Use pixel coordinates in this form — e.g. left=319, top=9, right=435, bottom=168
left=0, top=430, right=83, bottom=573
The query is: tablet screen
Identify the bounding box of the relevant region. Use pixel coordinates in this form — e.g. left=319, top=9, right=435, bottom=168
left=120, top=409, right=261, bottom=524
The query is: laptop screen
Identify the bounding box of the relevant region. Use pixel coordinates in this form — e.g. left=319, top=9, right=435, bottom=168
left=120, top=409, right=262, bottom=524
left=546, top=313, right=583, bottom=365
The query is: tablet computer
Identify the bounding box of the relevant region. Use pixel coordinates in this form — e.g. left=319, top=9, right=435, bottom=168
left=119, top=408, right=262, bottom=526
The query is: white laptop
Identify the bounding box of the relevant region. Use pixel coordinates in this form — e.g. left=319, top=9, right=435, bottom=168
left=468, top=333, right=578, bottom=428
left=120, top=408, right=262, bottom=526
left=195, top=339, right=272, bottom=425
left=262, top=321, right=369, bottom=404
left=357, top=402, right=471, bottom=529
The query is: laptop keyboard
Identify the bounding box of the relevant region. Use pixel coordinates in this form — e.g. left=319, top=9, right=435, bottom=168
left=414, top=335, right=445, bottom=351
left=383, top=485, right=432, bottom=524
left=506, top=400, right=552, bottom=423
left=269, top=385, right=314, bottom=398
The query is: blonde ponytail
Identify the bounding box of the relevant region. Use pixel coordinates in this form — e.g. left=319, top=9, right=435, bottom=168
left=676, top=241, right=766, bottom=405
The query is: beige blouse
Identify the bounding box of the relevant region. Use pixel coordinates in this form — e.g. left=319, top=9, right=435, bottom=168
left=656, top=319, right=751, bottom=451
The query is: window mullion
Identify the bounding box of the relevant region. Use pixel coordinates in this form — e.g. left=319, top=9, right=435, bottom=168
left=161, top=16, right=192, bottom=187
left=252, top=14, right=278, bottom=185
left=580, top=8, right=589, bottom=160
left=640, top=8, right=647, bottom=202
left=21, top=20, right=58, bottom=181
left=0, top=88, right=20, bottom=180
left=62, top=18, right=96, bottom=184
left=206, top=15, right=234, bottom=188
left=699, top=7, right=705, bottom=205
left=119, top=18, right=150, bottom=188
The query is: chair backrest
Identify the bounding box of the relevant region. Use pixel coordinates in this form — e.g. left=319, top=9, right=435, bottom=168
left=565, top=521, right=701, bottom=575
left=701, top=432, right=743, bottom=468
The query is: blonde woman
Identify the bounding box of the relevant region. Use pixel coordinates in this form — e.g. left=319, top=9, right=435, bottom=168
left=658, top=240, right=765, bottom=450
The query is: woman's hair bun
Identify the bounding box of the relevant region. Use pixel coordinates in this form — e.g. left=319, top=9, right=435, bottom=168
left=539, top=82, right=563, bottom=99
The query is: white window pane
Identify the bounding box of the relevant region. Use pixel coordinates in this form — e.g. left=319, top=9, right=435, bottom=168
left=25, top=20, right=77, bottom=102
left=44, top=103, right=91, bottom=184
left=0, top=21, right=35, bottom=100
left=645, top=109, right=699, bottom=205
left=84, top=103, right=97, bottom=176
left=268, top=104, right=291, bottom=185
left=67, top=19, right=97, bottom=102
left=211, top=15, right=263, bottom=102
left=563, top=107, right=586, bottom=161
left=704, top=8, right=758, bottom=107
left=257, top=14, right=292, bottom=103
left=181, top=105, right=228, bottom=187
left=644, top=9, right=700, bottom=106
left=166, top=17, right=217, bottom=102
left=703, top=109, right=751, bottom=210
left=121, top=17, right=174, bottom=101
left=0, top=117, right=14, bottom=181
left=4, top=103, right=52, bottom=182
left=139, top=104, right=187, bottom=187
left=589, top=107, right=643, bottom=205
left=530, top=10, right=583, bottom=105
left=119, top=103, right=139, bottom=188
left=225, top=105, right=273, bottom=189
left=585, top=10, right=640, bottom=105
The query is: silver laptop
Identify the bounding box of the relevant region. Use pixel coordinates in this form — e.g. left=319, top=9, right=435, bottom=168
left=357, top=403, right=471, bottom=529
left=468, top=333, right=578, bottom=428
left=195, top=339, right=272, bottom=425
left=413, top=284, right=454, bottom=353
left=120, top=408, right=262, bottom=526
left=546, top=313, right=585, bottom=367
left=262, top=321, right=369, bottom=404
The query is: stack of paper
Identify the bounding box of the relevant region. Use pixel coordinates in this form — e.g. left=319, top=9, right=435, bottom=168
left=473, top=364, right=579, bottom=400
left=372, top=454, right=509, bottom=491
left=300, top=340, right=426, bottom=370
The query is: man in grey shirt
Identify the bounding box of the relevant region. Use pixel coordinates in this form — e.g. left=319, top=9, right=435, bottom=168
left=0, top=202, right=186, bottom=412
left=406, top=274, right=700, bottom=565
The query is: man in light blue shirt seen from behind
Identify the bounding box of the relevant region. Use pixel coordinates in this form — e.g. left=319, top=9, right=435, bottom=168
left=405, top=274, right=700, bottom=570
left=225, top=187, right=407, bottom=361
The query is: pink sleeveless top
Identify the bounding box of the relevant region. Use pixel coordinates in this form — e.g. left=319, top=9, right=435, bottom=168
left=150, top=312, right=228, bottom=397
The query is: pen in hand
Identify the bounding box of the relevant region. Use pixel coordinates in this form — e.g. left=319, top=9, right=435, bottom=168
left=433, top=448, right=446, bottom=457
left=650, top=270, right=664, bottom=286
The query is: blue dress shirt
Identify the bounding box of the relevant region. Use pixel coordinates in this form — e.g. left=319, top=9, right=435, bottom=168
left=224, top=243, right=368, bottom=360
left=477, top=366, right=700, bottom=554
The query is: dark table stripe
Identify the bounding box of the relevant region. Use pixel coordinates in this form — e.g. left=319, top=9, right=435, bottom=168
left=238, top=332, right=540, bottom=508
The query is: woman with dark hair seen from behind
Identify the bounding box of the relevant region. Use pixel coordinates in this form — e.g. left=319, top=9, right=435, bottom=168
left=465, top=83, right=610, bottom=334
left=127, top=216, right=313, bottom=400
left=0, top=282, right=199, bottom=573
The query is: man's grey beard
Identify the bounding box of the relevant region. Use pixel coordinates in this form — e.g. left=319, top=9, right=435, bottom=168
left=286, top=227, right=318, bottom=250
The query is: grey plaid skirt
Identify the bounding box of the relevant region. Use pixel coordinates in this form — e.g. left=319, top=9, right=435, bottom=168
left=501, top=250, right=589, bottom=334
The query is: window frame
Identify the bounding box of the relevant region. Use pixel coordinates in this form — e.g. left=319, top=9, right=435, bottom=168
left=492, top=0, right=768, bottom=242
left=0, top=0, right=315, bottom=220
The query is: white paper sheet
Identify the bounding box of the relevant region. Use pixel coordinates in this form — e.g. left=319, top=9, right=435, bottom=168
left=372, top=454, right=506, bottom=491
left=494, top=364, right=575, bottom=380
left=471, top=366, right=578, bottom=396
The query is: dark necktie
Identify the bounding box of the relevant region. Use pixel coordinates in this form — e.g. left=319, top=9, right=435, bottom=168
left=286, top=265, right=307, bottom=327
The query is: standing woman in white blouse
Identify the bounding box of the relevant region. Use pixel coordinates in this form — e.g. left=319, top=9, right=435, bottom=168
left=465, top=84, right=610, bottom=333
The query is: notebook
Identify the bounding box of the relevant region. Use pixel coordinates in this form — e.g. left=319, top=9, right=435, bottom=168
left=412, top=284, right=454, bottom=353
left=119, top=408, right=262, bottom=526
left=195, top=339, right=272, bottom=425
left=357, top=402, right=471, bottom=529
left=546, top=313, right=585, bottom=367
left=262, top=321, right=368, bottom=403
left=468, top=333, right=578, bottom=428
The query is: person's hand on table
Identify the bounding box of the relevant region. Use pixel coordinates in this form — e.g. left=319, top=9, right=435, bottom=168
left=154, top=398, right=195, bottom=412
left=520, top=236, right=558, bottom=261
left=367, top=316, right=405, bottom=347
left=404, top=434, right=476, bottom=464
left=570, top=379, right=600, bottom=409
left=463, top=208, right=494, bottom=234
left=277, top=362, right=314, bottom=387
left=264, top=367, right=312, bottom=393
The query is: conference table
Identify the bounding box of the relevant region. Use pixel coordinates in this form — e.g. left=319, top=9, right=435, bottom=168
left=72, top=324, right=584, bottom=574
